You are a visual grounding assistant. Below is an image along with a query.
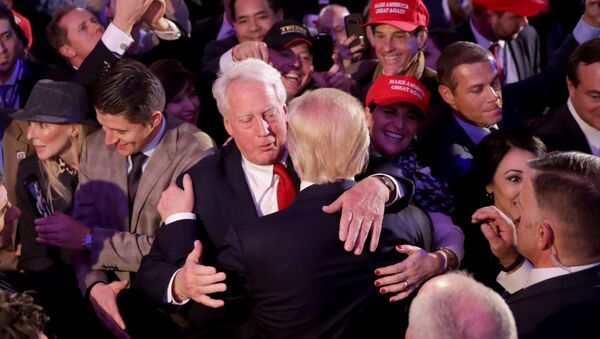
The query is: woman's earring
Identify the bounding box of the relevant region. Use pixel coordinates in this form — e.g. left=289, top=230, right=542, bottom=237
left=486, top=190, right=494, bottom=203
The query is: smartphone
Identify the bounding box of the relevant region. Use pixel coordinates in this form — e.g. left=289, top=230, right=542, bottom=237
left=344, top=13, right=367, bottom=49
left=25, top=174, right=53, bottom=217
left=312, top=33, right=334, bottom=72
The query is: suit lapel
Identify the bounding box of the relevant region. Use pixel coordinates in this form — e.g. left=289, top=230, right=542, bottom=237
left=224, top=142, right=259, bottom=224
left=130, top=116, right=177, bottom=231
left=555, top=105, right=592, bottom=153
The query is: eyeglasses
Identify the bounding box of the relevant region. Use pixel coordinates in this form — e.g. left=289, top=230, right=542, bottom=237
left=236, top=108, right=281, bottom=129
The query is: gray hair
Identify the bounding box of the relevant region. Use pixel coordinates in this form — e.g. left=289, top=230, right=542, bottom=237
left=408, top=272, right=517, bottom=339
left=212, top=59, right=287, bottom=116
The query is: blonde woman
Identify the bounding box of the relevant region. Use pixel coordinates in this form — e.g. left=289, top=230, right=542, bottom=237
left=12, top=80, right=96, bottom=339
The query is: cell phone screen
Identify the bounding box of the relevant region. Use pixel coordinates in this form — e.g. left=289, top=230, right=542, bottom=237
left=344, top=13, right=367, bottom=49
left=312, top=34, right=334, bottom=72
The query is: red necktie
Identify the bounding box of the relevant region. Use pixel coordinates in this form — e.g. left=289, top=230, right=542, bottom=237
left=489, top=42, right=505, bottom=84
left=273, top=163, right=297, bottom=210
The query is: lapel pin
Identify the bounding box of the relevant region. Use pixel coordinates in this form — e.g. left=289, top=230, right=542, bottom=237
left=16, top=151, right=26, bottom=160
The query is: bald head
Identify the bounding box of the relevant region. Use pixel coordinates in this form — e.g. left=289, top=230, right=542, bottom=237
left=317, top=4, right=350, bottom=44
left=407, top=272, right=517, bottom=339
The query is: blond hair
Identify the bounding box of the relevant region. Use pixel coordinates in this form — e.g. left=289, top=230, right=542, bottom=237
left=287, top=88, right=369, bottom=183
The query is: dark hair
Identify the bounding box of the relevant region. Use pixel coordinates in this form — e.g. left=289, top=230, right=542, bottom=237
left=0, top=290, right=48, bottom=339
left=0, top=3, right=28, bottom=49
left=46, top=5, right=78, bottom=53
left=528, top=152, right=600, bottom=259
left=149, top=59, right=196, bottom=104
left=437, top=41, right=493, bottom=91
left=566, top=37, right=600, bottom=87
left=470, top=129, right=546, bottom=202
left=230, top=0, right=282, bottom=21
left=92, top=59, right=166, bottom=124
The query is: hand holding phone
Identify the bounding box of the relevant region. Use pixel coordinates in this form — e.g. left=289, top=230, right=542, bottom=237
left=312, top=34, right=335, bottom=72
left=25, top=175, right=53, bottom=218
left=344, top=13, right=367, bottom=49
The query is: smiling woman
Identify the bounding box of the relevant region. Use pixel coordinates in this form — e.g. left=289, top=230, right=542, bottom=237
left=11, top=80, right=96, bottom=339
left=455, top=128, right=547, bottom=291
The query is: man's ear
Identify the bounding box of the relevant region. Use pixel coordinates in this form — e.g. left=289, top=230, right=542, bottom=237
left=438, top=84, right=457, bottom=110
left=417, top=27, right=428, bottom=49
left=223, top=115, right=233, bottom=136
left=537, top=221, right=554, bottom=251
left=59, top=44, right=76, bottom=59
left=364, top=105, right=373, bottom=129
left=149, top=111, right=163, bottom=129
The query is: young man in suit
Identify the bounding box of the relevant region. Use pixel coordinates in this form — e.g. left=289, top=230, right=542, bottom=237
left=420, top=41, right=506, bottom=194
left=32, top=59, right=215, bottom=337
left=534, top=37, right=600, bottom=156
left=472, top=152, right=600, bottom=338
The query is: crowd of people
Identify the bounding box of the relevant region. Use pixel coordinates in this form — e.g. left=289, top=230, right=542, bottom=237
left=0, top=0, right=598, bottom=338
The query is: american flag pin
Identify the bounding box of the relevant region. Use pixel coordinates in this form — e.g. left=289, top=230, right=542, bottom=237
left=16, top=151, right=26, bottom=159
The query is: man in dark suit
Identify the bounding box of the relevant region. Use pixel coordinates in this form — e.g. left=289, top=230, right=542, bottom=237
left=45, top=1, right=182, bottom=86
left=534, top=38, right=600, bottom=156
left=154, top=85, right=432, bottom=337
left=419, top=41, right=518, bottom=194
left=455, top=0, right=545, bottom=84
left=136, top=59, right=414, bottom=331
left=472, top=152, right=600, bottom=339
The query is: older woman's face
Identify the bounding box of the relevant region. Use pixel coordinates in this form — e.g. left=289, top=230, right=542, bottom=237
left=487, top=147, right=536, bottom=221
left=166, top=81, right=200, bottom=125
left=368, top=103, right=420, bottom=159
left=26, top=122, right=74, bottom=161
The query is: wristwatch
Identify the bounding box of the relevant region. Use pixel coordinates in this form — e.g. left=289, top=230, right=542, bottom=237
left=83, top=233, right=92, bottom=251
left=375, top=175, right=397, bottom=205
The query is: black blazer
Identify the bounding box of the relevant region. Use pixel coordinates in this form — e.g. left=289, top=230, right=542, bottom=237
left=455, top=20, right=541, bottom=81
left=136, top=141, right=415, bottom=306
left=201, top=180, right=433, bottom=338
left=507, top=265, right=600, bottom=339
left=534, top=103, right=592, bottom=154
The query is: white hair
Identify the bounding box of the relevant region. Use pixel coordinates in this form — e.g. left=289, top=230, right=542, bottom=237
left=408, top=272, right=517, bottom=339
left=212, top=58, right=287, bottom=116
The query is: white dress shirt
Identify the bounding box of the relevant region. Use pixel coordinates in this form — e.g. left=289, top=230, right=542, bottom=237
left=568, top=98, right=600, bottom=156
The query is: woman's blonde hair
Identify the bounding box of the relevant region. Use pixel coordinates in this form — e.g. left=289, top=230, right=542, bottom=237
left=287, top=88, right=370, bottom=184
left=39, top=124, right=95, bottom=205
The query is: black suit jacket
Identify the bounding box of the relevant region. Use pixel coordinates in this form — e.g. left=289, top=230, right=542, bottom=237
left=136, top=141, right=414, bottom=305
left=508, top=265, right=600, bottom=339
left=455, top=20, right=541, bottom=82
left=207, top=181, right=432, bottom=338
left=534, top=103, right=592, bottom=154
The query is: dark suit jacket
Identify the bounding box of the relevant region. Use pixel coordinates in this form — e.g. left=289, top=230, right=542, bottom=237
left=455, top=20, right=541, bottom=82
left=534, top=103, right=592, bottom=154
left=208, top=181, right=433, bottom=338
left=200, top=34, right=238, bottom=80
left=136, top=142, right=414, bottom=306
left=508, top=265, right=600, bottom=339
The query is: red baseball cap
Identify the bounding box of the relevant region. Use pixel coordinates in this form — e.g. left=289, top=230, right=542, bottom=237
left=366, top=75, right=430, bottom=117
left=472, top=0, right=545, bottom=17
left=365, top=0, right=429, bottom=32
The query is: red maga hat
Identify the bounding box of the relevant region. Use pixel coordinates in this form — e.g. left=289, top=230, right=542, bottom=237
left=365, top=0, right=429, bottom=32
left=366, top=75, right=430, bottom=117
left=472, top=0, right=545, bottom=17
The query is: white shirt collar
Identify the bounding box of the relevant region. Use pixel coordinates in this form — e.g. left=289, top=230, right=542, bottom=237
left=567, top=98, right=600, bottom=156
left=240, top=150, right=288, bottom=216
left=527, top=262, right=600, bottom=287
left=141, top=114, right=167, bottom=158
left=453, top=113, right=496, bottom=145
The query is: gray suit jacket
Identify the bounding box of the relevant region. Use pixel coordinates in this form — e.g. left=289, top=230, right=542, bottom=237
left=73, top=115, right=215, bottom=291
